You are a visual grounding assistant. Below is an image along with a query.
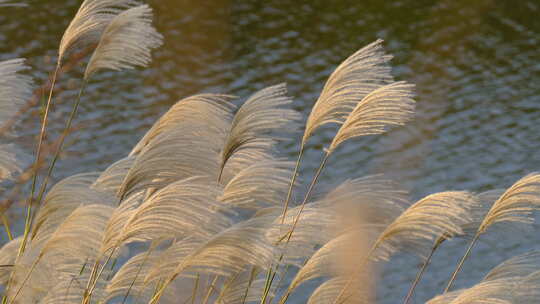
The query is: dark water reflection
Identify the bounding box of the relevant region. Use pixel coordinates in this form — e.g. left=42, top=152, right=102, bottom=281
left=1, top=0, right=540, bottom=302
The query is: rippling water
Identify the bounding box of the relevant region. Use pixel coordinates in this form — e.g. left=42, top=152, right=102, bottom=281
left=1, top=0, right=540, bottom=303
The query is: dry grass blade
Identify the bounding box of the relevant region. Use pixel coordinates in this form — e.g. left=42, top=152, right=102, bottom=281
left=220, top=83, right=300, bottom=175
left=328, top=81, right=415, bottom=153
left=219, top=160, right=295, bottom=209
left=303, top=39, right=393, bottom=143
left=477, top=173, right=540, bottom=233
left=84, top=4, right=163, bottom=79
left=58, top=0, right=139, bottom=63
left=130, top=94, right=236, bottom=156
left=118, top=178, right=232, bottom=245
left=371, top=191, right=475, bottom=261
left=0, top=58, right=32, bottom=126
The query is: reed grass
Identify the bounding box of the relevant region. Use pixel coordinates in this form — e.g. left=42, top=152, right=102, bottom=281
left=1, top=1, right=540, bottom=304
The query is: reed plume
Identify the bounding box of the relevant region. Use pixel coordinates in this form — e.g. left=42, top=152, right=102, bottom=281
left=0, top=59, right=32, bottom=126
left=281, top=39, right=394, bottom=222
left=445, top=173, right=540, bottom=292
left=84, top=4, right=163, bottom=79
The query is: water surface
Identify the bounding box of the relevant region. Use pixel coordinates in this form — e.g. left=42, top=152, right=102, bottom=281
left=1, top=0, right=540, bottom=302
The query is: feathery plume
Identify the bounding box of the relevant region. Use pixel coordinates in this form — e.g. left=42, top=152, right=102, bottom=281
left=130, top=94, right=236, bottom=156
left=371, top=191, right=475, bottom=261
left=328, top=81, right=415, bottom=153
left=219, top=160, right=295, bottom=209
left=428, top=279, right=515, bottom=304
left=118, top=131, right=222, bottom=198
left=0, top=238, right=21, bottom=284
left=58, top=0, right=139, bottom=63
left=118, top=178, right=231, bottom=245
left=307, top=277, right=370, bottom=304
left=220, top=84, right=300, bottom=176
left=30, top=172, right=115, bottom=245
left=84, top=4, right=163, bottom=79
left=303, top=39, right=393, bottom=144
left=445, top=174, right=540, bottom=292
left=92, top=156, right=135, bottom=193
left=0, top=144, right=29, bottom=181
left=483, top=251, right=540, bottom=282
left=477, top=173, right=540, bottom=233
left=0, top=58, right=32, bottom=126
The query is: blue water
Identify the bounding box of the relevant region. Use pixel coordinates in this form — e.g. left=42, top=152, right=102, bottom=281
left=1, top=0, right=540, bottom=302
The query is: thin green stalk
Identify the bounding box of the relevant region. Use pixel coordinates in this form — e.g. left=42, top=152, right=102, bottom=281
left=241, top=267, right=258, bottom=304
left=8, top=254, right=41, bottom=304
left=1, top=214, right=12, bottom=241
left=280, top=144, right=304, bottom=224
left=403, top=238, right=443, bottom=304
left=191, top=273, right=200, bottom=304
left=35, top=80, right=87, bottom=210
left=281, top=152, right=329, bottom=247
left=83, top=247, right=115, bottom=304
left=18, top=63, right=61, bottom=257
left=444, top=233, right=480, bottom=293
left=121, top=248, right=153, bottom=304
left=261, top=153, right=330, bottom=304
left=202, top=275, right=219, bottom=304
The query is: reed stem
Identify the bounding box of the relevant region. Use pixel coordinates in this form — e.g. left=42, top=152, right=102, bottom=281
left=280, top=144, right=304, bottom=224
left=18, top=63, right=60, bottom=257
left=444, top=233, right=480, bottom=293
left=403, top=238, right=443, bottom=304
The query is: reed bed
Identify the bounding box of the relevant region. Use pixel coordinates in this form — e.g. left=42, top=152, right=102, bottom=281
left=1, top=1, right=540, bottom=304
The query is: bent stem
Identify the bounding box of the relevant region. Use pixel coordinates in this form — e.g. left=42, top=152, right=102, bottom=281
left=261, top=152, right=330, bottom=304
left=444, top=233, right=480, bottom=293
left=280, top=143, right=305, bottom=224
left=34, top=80, right=88, bottom=211
left=18, top=63, right=61, bottom=257
left=403, top=237, right=444, bottom=304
